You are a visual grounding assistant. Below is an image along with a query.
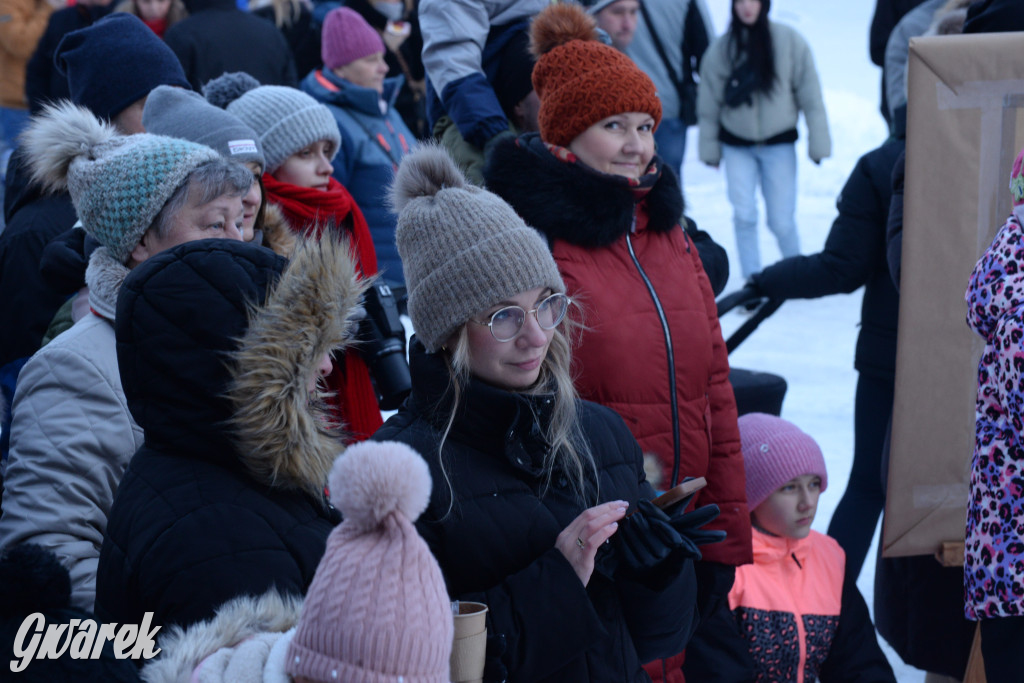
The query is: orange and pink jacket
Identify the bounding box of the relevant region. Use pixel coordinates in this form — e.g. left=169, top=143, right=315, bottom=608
left=728, top=529, right=895, bottom=683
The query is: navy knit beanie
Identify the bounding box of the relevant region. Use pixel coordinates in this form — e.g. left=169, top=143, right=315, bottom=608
left=55, top=13, right=191, bottom=122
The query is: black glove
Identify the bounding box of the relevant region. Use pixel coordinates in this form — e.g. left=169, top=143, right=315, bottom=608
left=594, top=500, right=701, bottom=589
left=666, top=502, right=728, bottom=552
left=483, top=632, right=508, bottom=683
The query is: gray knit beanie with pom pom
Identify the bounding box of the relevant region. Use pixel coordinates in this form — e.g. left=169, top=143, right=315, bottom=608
left=203, top=73, right=340, bottom=174
left=391, top=144, right=564, bottom=352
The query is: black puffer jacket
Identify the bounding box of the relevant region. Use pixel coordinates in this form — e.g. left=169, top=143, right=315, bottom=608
left=165, top=0, right=297, bottom=90
left=751, top=115, right=905, bottom=381
left=373, top=339, right=698, bottom=683
left=96, top=240, right=348, bottom=630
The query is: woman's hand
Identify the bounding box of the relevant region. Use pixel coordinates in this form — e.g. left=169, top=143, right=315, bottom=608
left=556, top=500, right=629, bottom=587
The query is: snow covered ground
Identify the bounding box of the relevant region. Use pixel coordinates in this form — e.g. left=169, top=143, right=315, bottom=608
left=683, top=1, right=925, bottom=680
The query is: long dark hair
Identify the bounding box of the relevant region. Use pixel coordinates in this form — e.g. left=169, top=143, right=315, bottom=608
left=728, top=0, right=776, bottom=96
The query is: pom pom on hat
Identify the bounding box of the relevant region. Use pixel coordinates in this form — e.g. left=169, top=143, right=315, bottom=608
left=328, top=440, right=431, bottom=532
left=739, top=413, right=828, bottom=511
left=203, top=71, right=261, bottom=110
left=391, top=144, right=565, bottom=352
left=530, top=2, right=661, bottom=147
left=287, top=441, right=453, bottom=683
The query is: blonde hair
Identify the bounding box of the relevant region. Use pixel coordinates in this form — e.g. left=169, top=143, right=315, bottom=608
left=433, top=311, right=598, bottom=515
left=250, top=0, right=304, bottom=27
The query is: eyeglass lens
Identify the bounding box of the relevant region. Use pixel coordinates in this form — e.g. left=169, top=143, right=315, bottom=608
left=489, top=294, right=569, bottom=342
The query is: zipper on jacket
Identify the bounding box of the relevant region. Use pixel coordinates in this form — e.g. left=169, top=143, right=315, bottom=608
left=625, top=209, right=682, bottom=486
left=791, top=552, right=803, bottom=569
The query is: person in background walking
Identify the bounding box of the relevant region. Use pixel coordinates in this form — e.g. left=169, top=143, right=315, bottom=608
left=697, top=0, right=830, bottom=279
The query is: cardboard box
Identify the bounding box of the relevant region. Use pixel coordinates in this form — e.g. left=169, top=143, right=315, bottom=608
left=885, top=32, right=1024, bottom=557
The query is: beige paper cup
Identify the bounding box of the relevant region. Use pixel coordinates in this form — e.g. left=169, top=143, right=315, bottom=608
left=449, top=601, right=488, bottom=683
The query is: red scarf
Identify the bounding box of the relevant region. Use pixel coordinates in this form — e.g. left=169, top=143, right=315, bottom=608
left=264, top=173, right=383, bottom=442
left=143, top=17, right=169, bottom=37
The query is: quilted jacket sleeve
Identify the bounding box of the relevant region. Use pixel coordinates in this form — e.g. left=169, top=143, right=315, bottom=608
left=0, top=323, right=143, bottom=610
left=790, top=29, right=831, bottom=163
left=696, top=35, right=729, bottom=165
left=689, top=237, right=752, bottom=566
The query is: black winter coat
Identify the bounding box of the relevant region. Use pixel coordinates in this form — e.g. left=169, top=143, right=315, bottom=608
left=751, top=124, right=904, bottom=381
left=0, top=151, right=77, bottom=369
left=373, top=340, right=699, bottom=683
left=165, top=0, right=297, bottom=90
left=95, top=241, right=339, bottom=630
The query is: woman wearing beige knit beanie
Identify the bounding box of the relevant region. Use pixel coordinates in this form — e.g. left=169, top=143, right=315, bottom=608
left=372, top=144, right=724, bottom=681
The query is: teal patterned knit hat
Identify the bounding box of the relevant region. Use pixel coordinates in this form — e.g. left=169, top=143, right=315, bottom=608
left=22, top=102, right=221, bottom=263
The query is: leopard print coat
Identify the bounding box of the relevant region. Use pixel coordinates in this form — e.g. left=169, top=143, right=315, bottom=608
left=965, top=210, right=1024, bottom=619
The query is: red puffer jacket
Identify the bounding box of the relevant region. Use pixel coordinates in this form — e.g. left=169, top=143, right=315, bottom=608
left=485, top=134, right=752, bottom=567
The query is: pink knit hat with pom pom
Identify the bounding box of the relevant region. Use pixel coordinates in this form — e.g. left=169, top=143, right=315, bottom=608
left=286, top=441, right=453, bottom=683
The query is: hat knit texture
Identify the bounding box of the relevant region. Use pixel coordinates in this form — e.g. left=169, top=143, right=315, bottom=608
left=21, top=102, right=220, bottom=264
left=391, top=144, right=565, bottom=352
left=738, top=413, right=828, bottom=511
left=286, top=441, right=453, bottom=683
left=321, top=7, right=386, bottom=70
left=1011, top=146, right=1024, bottom=207
left=530, top=3, right=661, bottom=147
left=55, top=13, right=190, bottom=122
left=226, top=85, right=341, bottom=173
left=143, top=86, right=266, bottom=170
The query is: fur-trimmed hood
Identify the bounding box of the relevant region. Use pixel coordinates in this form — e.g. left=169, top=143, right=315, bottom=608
left=85, top=246, right=130, bottom=321
left=227, top=230, right=368, bottom=498
left=257, top=203, right=297, bottom=257
left=483, top=133, right=684, bottom=248
left=142, top=591, right=302, bottom=683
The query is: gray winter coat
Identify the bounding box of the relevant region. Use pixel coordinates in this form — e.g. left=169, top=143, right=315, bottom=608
left=697, top=21, right=831, bottom=165
left=0, top=246, right=143, bottom=610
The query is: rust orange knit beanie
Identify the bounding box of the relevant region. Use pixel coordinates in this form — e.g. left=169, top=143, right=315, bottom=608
left=530, top=3, right=661, bottom=148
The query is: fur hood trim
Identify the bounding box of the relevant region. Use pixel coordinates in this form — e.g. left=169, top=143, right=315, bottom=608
left=258, top=203, right=297, bottom=257
left=21, top=102, right=119, bottom=194
left=85, top=246, right=130, bottom=321
left=484, top=134, right=684, bottom=248
left=227, top=230, right=369, bottom=497
left=141, top=591, right=302, bottom=683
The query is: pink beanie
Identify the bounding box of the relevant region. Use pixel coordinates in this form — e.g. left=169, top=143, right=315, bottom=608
left=1010, top=146, right=1024, bottom=207
left=738, top=413, right=828, bottom=511
left=286, top=441, right=453, bottom=683
left=321, top=7, right=386, bottom=71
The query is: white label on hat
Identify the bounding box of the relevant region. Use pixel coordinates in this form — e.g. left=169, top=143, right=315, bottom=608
left=228, top=139, right=258, bottom=156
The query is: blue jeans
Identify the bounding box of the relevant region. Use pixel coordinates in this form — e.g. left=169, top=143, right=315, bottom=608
left=721, top=142, right=799, bottom=278
left=655, top=118, right=687, bottom=187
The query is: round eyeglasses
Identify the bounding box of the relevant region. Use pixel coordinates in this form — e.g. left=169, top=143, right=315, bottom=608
left=470, top=293, right=571, bottom=342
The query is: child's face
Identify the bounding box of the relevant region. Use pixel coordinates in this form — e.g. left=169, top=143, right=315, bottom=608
left=752, top=474, right=821, bottom=539
left=273, top=140, right=335, bottom=191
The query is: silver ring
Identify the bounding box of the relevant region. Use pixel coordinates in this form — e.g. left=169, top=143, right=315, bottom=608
left=576, top=537, right=585, bottom=549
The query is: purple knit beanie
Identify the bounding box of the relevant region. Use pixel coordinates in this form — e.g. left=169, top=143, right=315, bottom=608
left=321, top=7, right=386, bottom=70
left=738, top=413, right=828, bottom=511
left=286, top=441, right=453, bottom=683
